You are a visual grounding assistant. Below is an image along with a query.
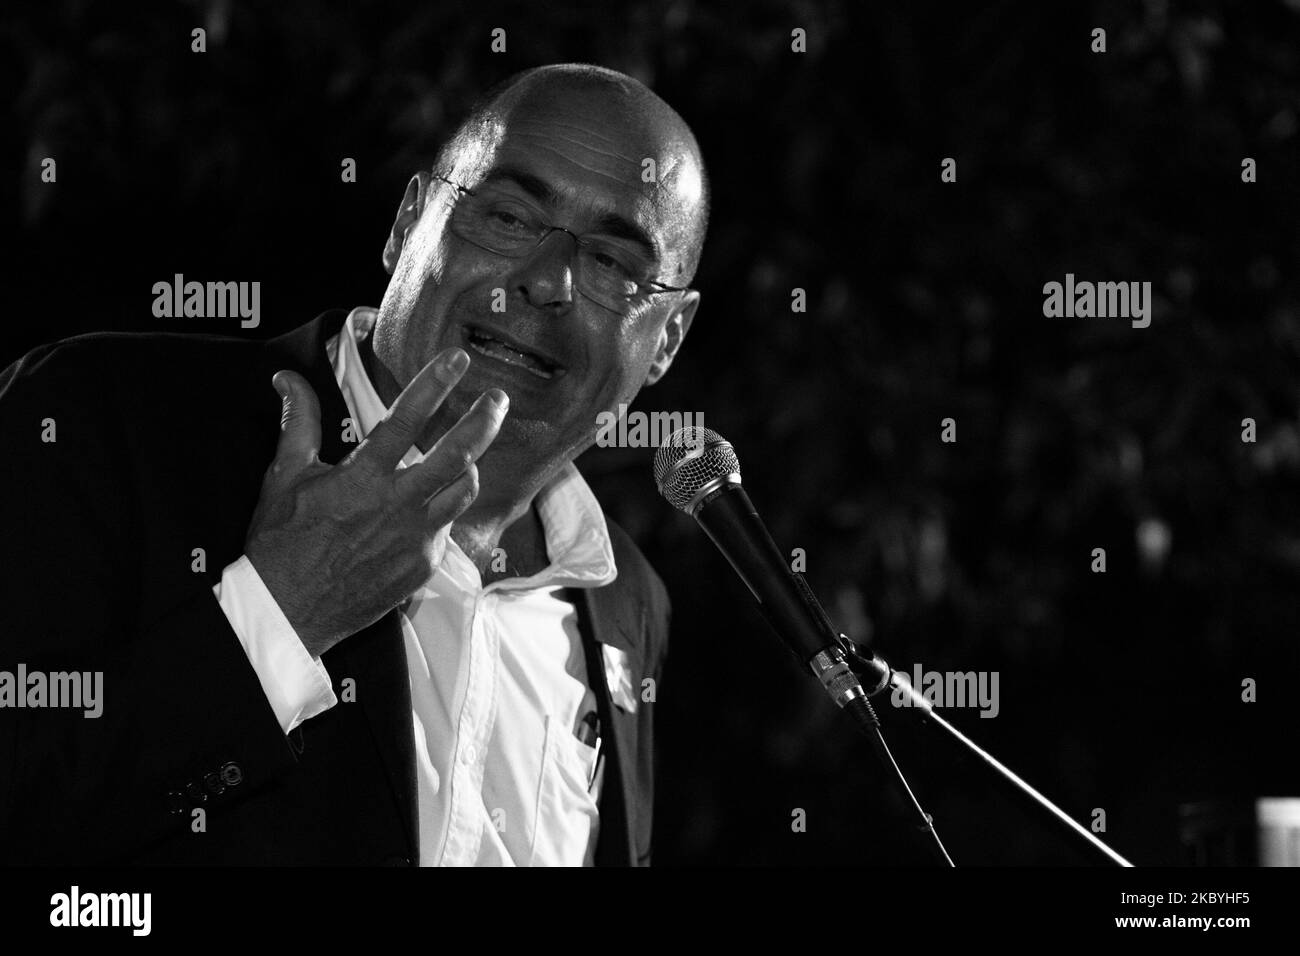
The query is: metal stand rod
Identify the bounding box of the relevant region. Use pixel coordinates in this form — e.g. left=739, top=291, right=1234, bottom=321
left=840, top=637, right=1134, bottom=868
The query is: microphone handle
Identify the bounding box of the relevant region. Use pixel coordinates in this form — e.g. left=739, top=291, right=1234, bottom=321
left=693, top=483, right=842, bottom=663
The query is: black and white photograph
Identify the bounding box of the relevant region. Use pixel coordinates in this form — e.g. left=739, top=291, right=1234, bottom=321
left=1, top=0, right=1297, bottom=939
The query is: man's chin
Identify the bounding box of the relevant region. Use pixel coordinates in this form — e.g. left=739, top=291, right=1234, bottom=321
left=493, top=409, right=553, bottom=446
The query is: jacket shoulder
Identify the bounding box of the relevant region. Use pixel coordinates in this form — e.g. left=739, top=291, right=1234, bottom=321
left=1, top=330, right=256, bottom=400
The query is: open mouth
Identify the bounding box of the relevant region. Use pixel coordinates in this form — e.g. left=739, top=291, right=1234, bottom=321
left=464, top=327, right=562, bottom=381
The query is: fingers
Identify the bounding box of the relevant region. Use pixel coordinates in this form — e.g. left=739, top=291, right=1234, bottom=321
left=359, top=348, right=471, bottom=473
left=268, top=370, right=322, bottom=484
left=395, top=388, right=508, bottom=504
left=424, top=461, right=480, bottom=526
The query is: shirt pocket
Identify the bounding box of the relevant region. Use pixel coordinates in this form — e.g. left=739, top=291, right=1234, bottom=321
left=527, top=714, right=601, bottom=867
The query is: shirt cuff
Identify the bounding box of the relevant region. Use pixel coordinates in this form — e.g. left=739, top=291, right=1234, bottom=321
left=213, top=554, right=338, bottom=735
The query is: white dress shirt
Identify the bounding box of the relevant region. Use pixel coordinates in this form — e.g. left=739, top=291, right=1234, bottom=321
left=212, top=307, right=618, bottom=866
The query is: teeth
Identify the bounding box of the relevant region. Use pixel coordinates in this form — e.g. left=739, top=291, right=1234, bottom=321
left=467, top=332, right=555, bottom=379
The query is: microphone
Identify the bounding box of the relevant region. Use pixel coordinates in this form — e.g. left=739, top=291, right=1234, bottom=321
left=655, top=427, right=963, bottom=866
left=653, top=433, right=1127, bottom=867
left=653, top=426, right=877, bottom=714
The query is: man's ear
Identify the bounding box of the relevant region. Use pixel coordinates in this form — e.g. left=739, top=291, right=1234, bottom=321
left=645, top=291, right=700, bottom=386
left=382, top=172, right=432, bottom=274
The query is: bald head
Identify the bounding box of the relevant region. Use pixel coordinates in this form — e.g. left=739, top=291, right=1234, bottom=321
left=432, top=64, right=710, bottom=283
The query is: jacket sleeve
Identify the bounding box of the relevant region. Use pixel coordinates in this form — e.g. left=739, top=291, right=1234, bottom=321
left=0, top=341, right=303, bottom=863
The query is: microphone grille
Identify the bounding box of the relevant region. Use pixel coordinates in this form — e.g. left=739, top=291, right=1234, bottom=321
left=653, top=426, right=741, bottom=513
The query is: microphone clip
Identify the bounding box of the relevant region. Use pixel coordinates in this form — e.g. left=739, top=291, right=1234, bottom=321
left=834, top=634, right=893, bottom=697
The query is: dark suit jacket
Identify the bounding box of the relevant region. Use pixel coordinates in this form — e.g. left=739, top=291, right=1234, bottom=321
left=0, top=309, right=670, bottom=866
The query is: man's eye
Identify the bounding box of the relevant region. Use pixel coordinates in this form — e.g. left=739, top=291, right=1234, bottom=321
left=488, top=209, right=528, bottom=229
left=587, top=249, right=639, bottom=279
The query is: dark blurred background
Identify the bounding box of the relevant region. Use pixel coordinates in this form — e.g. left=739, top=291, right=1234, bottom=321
left=4, top=0, right=1298, bottom=865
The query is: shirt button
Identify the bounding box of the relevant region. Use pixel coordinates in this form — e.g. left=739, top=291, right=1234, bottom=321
left=461, top=744, right=477, bottom=765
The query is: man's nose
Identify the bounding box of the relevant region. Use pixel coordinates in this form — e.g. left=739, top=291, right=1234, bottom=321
left=512, top=230, right=576, bottom=313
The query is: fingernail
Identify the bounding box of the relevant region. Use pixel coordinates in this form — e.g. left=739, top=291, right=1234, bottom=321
left=447, top=349, right=470, bottom=374
left=487, top=388, right=508, bottom=410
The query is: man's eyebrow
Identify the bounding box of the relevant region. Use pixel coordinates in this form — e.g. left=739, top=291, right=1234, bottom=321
left=590, top=211, right=659, bottom=262
left=482, top=165, right=558, bottom=204
left=481, top=165, right=661, bottom=262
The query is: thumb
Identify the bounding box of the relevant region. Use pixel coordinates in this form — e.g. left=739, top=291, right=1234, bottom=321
left=269, top=370, right=322, bottom=477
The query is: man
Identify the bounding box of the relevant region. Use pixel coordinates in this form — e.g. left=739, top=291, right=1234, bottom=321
left=0, top=63, right=708, bottom=866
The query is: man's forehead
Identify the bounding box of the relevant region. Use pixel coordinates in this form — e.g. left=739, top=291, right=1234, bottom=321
left=480, top=93, right=700, bottom=237
left=498, top=121, right=652, bottom=205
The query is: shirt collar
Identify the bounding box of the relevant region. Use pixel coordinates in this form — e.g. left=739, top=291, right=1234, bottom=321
left=326, top=306, right=617, bottom=591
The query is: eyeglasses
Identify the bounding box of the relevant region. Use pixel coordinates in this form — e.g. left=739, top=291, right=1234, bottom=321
left=435, top=175, right=691, bottom=315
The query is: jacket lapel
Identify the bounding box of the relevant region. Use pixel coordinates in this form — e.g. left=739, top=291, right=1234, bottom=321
left=324, top=614, right=419, bottom=859
left=578, top=584, right=642, bottom=867
left=260, top=311, right=420, bottom=860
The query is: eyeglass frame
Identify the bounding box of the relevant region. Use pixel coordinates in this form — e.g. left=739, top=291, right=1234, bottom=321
left=432, top=174, right=694, bottom=312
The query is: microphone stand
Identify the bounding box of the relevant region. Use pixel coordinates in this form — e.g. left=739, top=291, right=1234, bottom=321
left=836, top=635, right=1135, bottom=867
left=814, top=642, right=955, bottom=866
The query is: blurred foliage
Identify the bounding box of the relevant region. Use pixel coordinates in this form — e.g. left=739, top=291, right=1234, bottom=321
left=4, top=0, right=1299, bottom=865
